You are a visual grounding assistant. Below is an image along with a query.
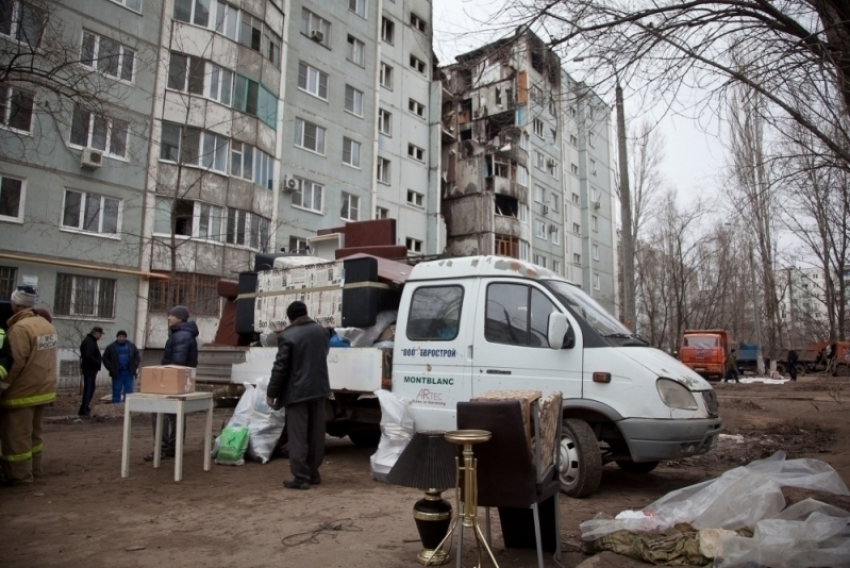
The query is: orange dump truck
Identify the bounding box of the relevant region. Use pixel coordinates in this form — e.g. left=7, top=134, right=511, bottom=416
left=679, top=330, right=729, bottom=381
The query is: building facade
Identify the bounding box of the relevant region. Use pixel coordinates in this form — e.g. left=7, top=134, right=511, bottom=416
left=438, top=29, right=617, bottom=313
left=1, top=0, right=442, bottom=354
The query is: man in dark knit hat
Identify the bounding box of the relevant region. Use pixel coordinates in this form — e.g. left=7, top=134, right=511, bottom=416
left=267, top=301, right=330, bottom=489
left=78, top=326, right=103, bottom=417
left=102, top=330, right=140, bottom=403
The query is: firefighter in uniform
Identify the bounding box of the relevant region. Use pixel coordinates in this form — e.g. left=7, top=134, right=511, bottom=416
left=0, top=286, right=58, bottom=485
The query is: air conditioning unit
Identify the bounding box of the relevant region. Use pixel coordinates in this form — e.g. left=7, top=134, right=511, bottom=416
left=593, top=200, right=601, bottom=210
left=547, top=158, right=556, bottom=168
left=281, top=177, right=299, bottom=192
left=310, top=29, right=325, bottom=42
left=80, top=148, right=103, bottom=170
left=548, top=224, right=557, bottom=233
left=542, top=204, right=550, bottom=215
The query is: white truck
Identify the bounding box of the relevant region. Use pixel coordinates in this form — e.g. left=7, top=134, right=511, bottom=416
left=232, top=255, right=722, bottom=498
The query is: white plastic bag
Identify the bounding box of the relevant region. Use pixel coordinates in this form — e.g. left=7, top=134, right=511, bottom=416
left=245, top=377, right=286, bottom=464
left=337, top=310, right=398, bottom=347
left=369, top=389, right=414, bottom=482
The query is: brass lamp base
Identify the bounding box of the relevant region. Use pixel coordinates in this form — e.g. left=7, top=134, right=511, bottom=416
left=417, top=548, right=449, bottom=566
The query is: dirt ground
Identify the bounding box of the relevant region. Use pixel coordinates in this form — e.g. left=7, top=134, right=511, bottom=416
left=1, top=375, right=848, bottom=568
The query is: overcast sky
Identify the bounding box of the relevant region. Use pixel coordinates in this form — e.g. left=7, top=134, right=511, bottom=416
left=430, top=0, right=728, bottom=205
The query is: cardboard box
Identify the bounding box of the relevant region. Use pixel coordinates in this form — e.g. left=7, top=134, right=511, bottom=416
left=140, top=365, right=196, bottom=394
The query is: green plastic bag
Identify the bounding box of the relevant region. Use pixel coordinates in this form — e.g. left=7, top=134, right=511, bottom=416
left=215, top=426, right=250, bottom=466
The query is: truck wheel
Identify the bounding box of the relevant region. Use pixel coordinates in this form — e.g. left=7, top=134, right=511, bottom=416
left=348, top=429, right=381, bottom=448
left=796, top=364, right=807, bottom=377
left=558, top=418, right=602, bottom=498
left=616, top=460, right=659, bottom=474
left=835, top=364, right=850, bottom=378
left=774, top=363, right=786, bottom=375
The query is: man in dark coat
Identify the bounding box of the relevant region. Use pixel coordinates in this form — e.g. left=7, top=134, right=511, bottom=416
left=267, top=301, right=330, bottom=489
left=787, top=349, right=799, bottom=381
left=78, top=326, right=103, bottom=417
left=102, top=331, right=141, bottom=403
left=145, top=306, right=199, bottom=461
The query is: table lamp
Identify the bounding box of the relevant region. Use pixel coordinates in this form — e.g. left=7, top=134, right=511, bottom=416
left=386, top=430, right=457, bottom=565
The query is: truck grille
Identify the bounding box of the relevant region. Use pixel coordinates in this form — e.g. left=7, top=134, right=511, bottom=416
left=702, top=390, right=719, bottom=417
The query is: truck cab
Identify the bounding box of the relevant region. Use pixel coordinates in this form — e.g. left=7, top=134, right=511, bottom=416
left=679, top=330, right=728, bottom=380
left=393, top=257, right=722, bottom=497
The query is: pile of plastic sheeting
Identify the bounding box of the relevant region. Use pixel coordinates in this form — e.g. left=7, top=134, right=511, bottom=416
left=369, top=389, right=414, bottom=482
left=581, top=451, right=850, bottom=567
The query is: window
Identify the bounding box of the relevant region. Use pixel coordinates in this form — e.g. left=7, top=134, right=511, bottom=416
left=551, top=193, right=559, bottom=210
left=349, top=0, right=365, bottom=18
left=550, top=128, right=557, bottom=144
left=405, top=237, right=422, bottom=254
left=590, top=159, right=597, bottom=175
left=173, top=0, right=241, bottom=42
left=573, top=253, right=581, bottom=266
left=239, top=12, right=263, bottom=51
left=376, top=206, right=389, bottom=219
left=553, top=260, right=561, bottom=275
left=408, top=98, right=425, bottom=118
left=410, top=13, right=426, bottom=32
left=377, top=157, right=391, bottom=184
left=588, top=132, right=596, bottom=147
left=572, top=192, right=579, bottom=204
left=0, top=84, right=33, bottom=132
left=407, top=143, right=424, bottom=162
left=345, top=85, right=363, bottom=116
left=380, top=62, right=393, bottom=89
left=592, top=244, right=599, bottom=260
left=533, top=118, right=543, bottom=137
left=0, top=266, right=16, bottom=299
left=0, top=175, right=24, bottom=221
left=295, top=118, right=326, bottom=154
left=0, top=0, right=44, bottom=48
left=343, top=137, right=361, bottom=168
left=535, top=151, right=544, bottom=170
left=340, top=192, right=360, bottom=221
left=300, top=8, right=330, bottom=46
left=568, top=105, right=576, bottom=118
left=292, top=178, right=323, bottom=213
left=158, top=123, right=230, bottom=174
left=570, top=163, right=579, bottom=175
left=226, top=208, right=269, bottom=250
left=381, top=17, right=394, bottom=43
left=534, top=219, right=545, bottom=238
left=517, top=165, right=528, bottom=187
left=591, top=215, right=598, bottom=232
left=230, top=141, right=274, bottom=189
left=406, top=285, right=463, bottom=341
left=547, top=159, right=558, bottom=178
left=347, top=35, right=365, bottom=66
left=593, top=273, right=600, bottom=290
left=534, top=255, right=547, bottom=268
left=289, top=236, right=309, bottom=253
left=572, top=222, right=580, bottom=233
left=233, top=75, right=278, bottom=128
left=80, top=31, right=135, bottom=82
left=519, top=204, right=528, bottom=223
left=109, top=0, right=142, bottom=12
left=533, top=185, right=544, bottom=203
left=298, top=62, right=328, bottom=100
left=494, top=161, right=508, bottom=177
left=262, top=26, right=282, bottom=68
left=409, top=54, right=426, bottom=75
left=213, top=1, right=239, bottom=40
left=484, top=283, right=558, bottom=348
left=588, top=106, right=596, bottom=120
left=62, top=190, right=120, bottom=235
left=54, top=274, right=116, bottom=318
left=551, top=226, right=560, bottom=244
left=168, top=52, right=233, bottom=106
left=378, top=108, right=392, bottom=135
left=518, top=132, right=529, bottom=151
left=531, top=86, right=543, bottom=104
left=520, top=240, right=530, bottom=261
left=70, top=106, right=128, bottom=158
left=148, top=272, right=219, bottom=316
left=407, top=190, right=423, bottom=207
left=153, top=197, right=223, bottom=241
left=569, top=134, right=577, bottom=146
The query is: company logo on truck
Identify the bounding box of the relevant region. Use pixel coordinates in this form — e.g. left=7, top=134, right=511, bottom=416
left=403, top=376, right=454, bottom=385
left=400, top=348, right=458, bottom=358
left=413, top=388, right=446, bottom=406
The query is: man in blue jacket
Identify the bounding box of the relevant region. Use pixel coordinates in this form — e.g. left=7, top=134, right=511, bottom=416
left=145, top=306, right=198, bottom=461
left=102, top=331, right=140, bottom=403
left=267, top=301, right=330, bottom=489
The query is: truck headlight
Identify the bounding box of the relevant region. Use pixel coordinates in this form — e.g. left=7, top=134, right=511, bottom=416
left=656, top=378, right=698, bottom=410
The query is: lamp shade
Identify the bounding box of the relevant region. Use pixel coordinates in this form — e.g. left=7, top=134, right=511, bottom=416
left=387, top=430, right=457, bottom=490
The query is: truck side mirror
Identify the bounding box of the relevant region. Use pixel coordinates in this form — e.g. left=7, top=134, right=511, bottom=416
left=548, top=313, right=570, bottom=350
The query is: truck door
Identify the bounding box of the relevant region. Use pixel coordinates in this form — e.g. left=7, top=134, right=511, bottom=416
left=470, top=279, right=583, bottom=401
left=393, top=281, right=473, bottom=431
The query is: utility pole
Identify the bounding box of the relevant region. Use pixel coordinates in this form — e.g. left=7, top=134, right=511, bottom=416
left=750, top=244, right=765, bottom=375
left=574, top=56, right=635, bottom=329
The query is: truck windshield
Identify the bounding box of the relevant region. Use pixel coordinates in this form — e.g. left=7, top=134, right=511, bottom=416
left=543, top=280, right=633, bottom=337
left=684, top=337, right=718, bottom=348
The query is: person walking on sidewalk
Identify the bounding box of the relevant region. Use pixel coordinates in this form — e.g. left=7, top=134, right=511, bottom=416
left=145, top=306, right=198, bottom=462
left=725, top=348, right=740, bottom=383
left=267, top=301, right=330, bottom=490
left=787, top=349, right=799, bottom=381
left=78, top=326, right=103, bottom=417
left=102, top=331, right=140, bottom=403
left=0, top=286, right=58, bottom=485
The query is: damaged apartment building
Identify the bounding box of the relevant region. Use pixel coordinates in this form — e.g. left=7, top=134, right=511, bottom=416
left=439, top=29, right=617, bottom=313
